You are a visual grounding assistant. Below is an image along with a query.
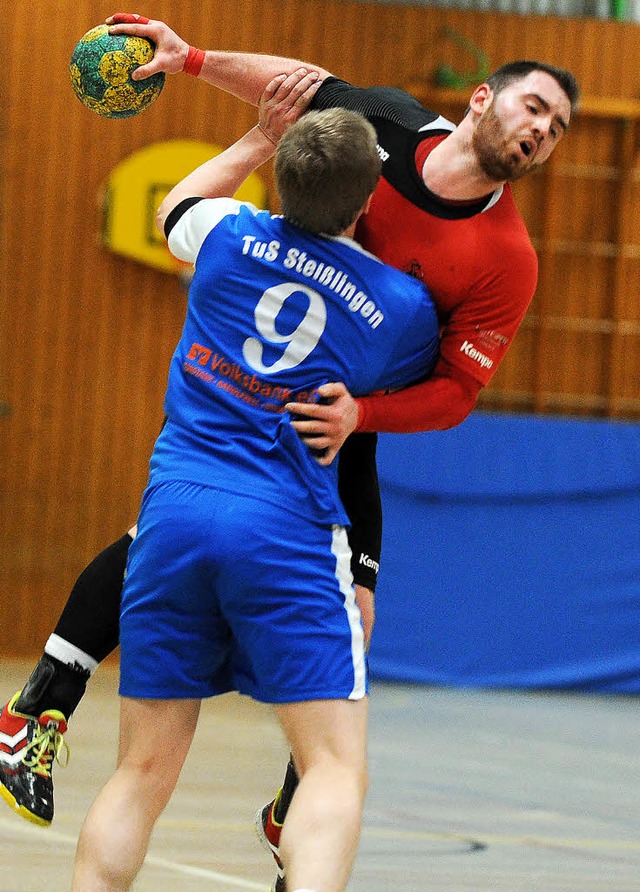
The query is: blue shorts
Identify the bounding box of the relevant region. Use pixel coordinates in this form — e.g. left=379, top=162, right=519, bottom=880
left=119, top=480, right=367, bottom=703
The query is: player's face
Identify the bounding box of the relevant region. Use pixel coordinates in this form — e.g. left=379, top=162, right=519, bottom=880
left=472, top=71, right=571, bottom=182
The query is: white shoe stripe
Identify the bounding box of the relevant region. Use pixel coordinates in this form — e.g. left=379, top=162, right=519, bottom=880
left=0, top=748, right=27, bottom=767
left=0, top=726, right=28, bottom=750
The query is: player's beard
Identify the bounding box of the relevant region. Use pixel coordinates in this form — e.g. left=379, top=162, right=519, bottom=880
left=472, top=104, right=532, bottom=183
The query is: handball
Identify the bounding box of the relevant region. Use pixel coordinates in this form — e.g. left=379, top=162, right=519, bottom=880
left=69, top=25, right=165, bottom=119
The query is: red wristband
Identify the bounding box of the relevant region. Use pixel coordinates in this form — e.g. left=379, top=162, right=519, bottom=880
left=183, top=45, right=205, bottom=77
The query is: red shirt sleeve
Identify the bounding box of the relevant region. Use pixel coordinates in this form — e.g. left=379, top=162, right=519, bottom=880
left=355, top=358, right=482, bottom=433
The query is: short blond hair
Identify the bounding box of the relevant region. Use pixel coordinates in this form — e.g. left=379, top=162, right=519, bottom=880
left=275, top=108, right=381, bottom=236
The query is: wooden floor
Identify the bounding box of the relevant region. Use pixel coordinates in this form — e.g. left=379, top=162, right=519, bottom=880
left=1, top=659, right=640, bottom=891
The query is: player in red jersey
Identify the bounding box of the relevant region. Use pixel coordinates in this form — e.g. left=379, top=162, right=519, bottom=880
left=0, top=14, right=578, bottom=891
left=286, top=75, right=545, bottom=443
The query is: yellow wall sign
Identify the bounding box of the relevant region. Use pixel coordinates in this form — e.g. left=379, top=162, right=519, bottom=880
left=101, top=139, right=269, bottom=274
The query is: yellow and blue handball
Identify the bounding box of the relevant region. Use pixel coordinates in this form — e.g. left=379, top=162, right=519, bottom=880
left=69, top=25, right=165, bottom=119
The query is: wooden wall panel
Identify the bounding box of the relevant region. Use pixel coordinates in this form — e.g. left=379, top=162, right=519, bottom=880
left=2, top=0, right=640, bottom=656
left=620, top=257, right=640, bottom=316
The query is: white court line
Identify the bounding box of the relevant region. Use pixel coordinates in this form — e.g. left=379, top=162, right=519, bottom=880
left=0, top=816, right=267, bottom=889
left=363, top=825, right=640, bottom=852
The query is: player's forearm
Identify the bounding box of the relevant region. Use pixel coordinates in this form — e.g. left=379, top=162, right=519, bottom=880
left=157, top=126, right=274, bottom=228
left=356, top=366, right=482, bottom=433
left=198, top=51, right=332, bottom=106
left=106, top=16, right=332, bottom=105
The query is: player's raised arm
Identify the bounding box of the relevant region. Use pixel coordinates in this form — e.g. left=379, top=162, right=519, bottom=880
left=156, top=70, right=321, bottom=230
left=106, top=13, right=333, bottom=105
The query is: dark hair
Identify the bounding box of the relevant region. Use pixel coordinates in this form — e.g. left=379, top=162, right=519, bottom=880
left=487, top=61, right=580, bottom=114
left=275, top=108, right=382, bottom=236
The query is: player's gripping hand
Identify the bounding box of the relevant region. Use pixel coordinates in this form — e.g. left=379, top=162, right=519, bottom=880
left=106, top=13, right=190, bottom=79
left=258, top=69, right=321, bottom=144
left=286, top=382, right=360, bottom=467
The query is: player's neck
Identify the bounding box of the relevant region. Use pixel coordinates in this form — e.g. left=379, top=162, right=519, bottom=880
left=421, top=130, right=504, bottom=202
left=341, top=220, right=358, bottom=240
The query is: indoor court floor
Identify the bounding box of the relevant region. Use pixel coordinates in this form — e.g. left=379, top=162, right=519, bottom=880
left=1, top=659, right=639, bottom=891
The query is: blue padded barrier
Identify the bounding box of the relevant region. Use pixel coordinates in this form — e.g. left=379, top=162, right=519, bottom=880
left=368, top=413, right=640, bottom=693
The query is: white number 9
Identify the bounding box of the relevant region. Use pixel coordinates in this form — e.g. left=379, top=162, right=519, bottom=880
left=242, top=282, right=327, bottom=374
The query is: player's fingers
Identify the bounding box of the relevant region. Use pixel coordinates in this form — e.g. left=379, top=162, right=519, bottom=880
left=130, top=61, right=159, bottom=80
left=288, top=78, right=321, bottom=113
left=299, top=435, right=332, bottom=449
left=261, top=74, right=288, bottom=102
left=106, top=12, right=151, bottom=24
left=275, top=68, right=319, bottom=102
left=317, top=381, right=349, bottom=399
left=295, top=76, right=322, bottom=105
left=108, top=22, right=150, bottom=37
left=314, top=445, right=339, bottom=466
left=289, top=420, right=330, bottom=436
left=278, top=67, right=310, bottom=90
left=283, top=72, right=321, bottom=108
left=285, top=400, right=328, bottom=419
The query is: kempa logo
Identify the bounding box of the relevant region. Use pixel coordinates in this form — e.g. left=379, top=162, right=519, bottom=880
left=460, top=340, right=493, bottom=369
left=359, top=553, right=380, bottom=574
left=376, top=144, right=389, bottom=162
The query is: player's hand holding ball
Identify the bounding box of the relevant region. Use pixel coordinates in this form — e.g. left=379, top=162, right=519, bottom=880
left=69, top=20, right=165, bottom=118
left=105, top=13, right=195, bottom=78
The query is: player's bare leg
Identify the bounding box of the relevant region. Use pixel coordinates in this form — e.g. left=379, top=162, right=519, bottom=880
left=273, top=696, right=368, bottom=892
left=256, top=583, right=374, bottom=891
left=72, top=697, right=200, bottom=891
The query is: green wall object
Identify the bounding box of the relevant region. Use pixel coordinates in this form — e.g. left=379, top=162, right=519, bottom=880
left=434, top=27, right=490, bottom=91
left=611, top=0, right=627, bottom=19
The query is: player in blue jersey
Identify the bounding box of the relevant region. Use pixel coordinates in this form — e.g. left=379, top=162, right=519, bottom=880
left=71, top=74, right=439, bottom=892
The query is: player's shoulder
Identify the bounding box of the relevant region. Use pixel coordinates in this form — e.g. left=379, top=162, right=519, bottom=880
left=488, top=187, right=535, bottom=244
left=337, top=232, right=428, bottom=289
left=168, top=196, right=257, bottom=234
left=360, top=244, right=433, bottom=304
left=314, top=76, right=442, bottom=130
left=480, top=189, right=538, bottom=288
left=167, top=198, right=266, bottom=263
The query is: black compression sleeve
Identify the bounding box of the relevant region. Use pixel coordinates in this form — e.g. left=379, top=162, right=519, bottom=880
left=312, top=77, right=433, bottom=129
left=338, top=433, right=382, bottom=591
left=53, top=533, right=132, bottom=663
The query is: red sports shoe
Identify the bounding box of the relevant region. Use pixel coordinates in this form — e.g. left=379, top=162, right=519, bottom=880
left=254, top=793, right=285, bottom=892
left=0, top=691, right=68, bottom=826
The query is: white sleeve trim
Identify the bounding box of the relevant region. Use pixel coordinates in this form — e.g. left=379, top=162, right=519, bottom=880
left=167, top=198, right=260, bottom=263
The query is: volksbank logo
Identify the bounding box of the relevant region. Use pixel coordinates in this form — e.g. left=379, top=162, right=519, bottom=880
left=460, top=340, right=493, bottom=369
left=359, top=553, right=380, bottom=574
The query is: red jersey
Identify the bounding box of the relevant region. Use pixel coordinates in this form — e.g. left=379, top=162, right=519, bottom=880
left=314, top=79, right=538, bottom=431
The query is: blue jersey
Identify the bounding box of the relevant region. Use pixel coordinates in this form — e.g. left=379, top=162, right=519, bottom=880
left=151, top=198, right=439, bottom=525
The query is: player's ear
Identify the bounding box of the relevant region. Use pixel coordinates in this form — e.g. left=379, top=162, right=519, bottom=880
left=362, top=193, right=375, bottom=215
left=469, top=82, right=493, bottom=115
